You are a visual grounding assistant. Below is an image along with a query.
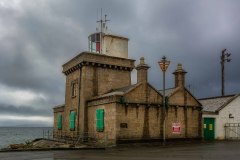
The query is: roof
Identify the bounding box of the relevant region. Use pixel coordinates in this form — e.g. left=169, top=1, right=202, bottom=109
left=88, top=82, right=163, bottom=102
left=110, top=84, right=137, bottom=93
left=89, top=84, right=138, bottom=100
left=158, top=88, right=177, bottom=96
left=62, top=52, right=135, bottom=74
left=53, top=104, right=65, bottom=109
left=88, top=32, right=129, bottom=40
left=199, top=94, right=239, bottom=113
left=53, top=104, right=65, bottom=112
left=104, top=33, right=129, bottom=40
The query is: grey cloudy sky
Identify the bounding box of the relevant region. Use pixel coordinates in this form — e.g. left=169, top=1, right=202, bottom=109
left=0, top=0, right=239, bottom=126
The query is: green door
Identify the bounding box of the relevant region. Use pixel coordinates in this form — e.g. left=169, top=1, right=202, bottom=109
left=204, top=118, right=215, bottom=140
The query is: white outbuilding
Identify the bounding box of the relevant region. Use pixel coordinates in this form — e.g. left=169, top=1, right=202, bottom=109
left=199, top=94, right=240, bottom=140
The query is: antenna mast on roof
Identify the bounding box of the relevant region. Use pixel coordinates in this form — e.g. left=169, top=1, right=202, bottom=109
left=97, top=8, right=110, bottom=54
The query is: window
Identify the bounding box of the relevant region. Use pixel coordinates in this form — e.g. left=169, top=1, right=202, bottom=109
left=72, top=81, right=77, bottom=97
left=57, top=113, right=62, bottom=130
left=96, top=33, right=100, bottom=41
left=69, top=111, right=76, bottom=130
left=91, top=34, right=96, bottom=42
left=88, top=33, right=101, bottom=53
left=96, top=109, right=104, bottom=132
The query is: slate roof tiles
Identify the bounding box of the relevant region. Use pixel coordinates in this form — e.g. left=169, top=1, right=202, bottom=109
left=199, top=94, right=239, bottom=113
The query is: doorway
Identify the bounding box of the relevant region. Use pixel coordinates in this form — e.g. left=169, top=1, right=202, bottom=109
left=204, top=118, right=215, bottom=140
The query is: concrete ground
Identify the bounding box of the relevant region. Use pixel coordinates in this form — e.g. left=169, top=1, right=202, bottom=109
left=0, top=141, right=240, bottom=160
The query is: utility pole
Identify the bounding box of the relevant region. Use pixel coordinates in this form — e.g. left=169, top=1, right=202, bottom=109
left=220, top=49, right=231, bottom=96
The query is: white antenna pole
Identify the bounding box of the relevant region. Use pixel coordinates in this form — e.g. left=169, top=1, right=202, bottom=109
left=100, top=8, right=103, bottom=54
left=97, top=9, right=103, bottom=54
left=96, top=9, right=110, bottom=54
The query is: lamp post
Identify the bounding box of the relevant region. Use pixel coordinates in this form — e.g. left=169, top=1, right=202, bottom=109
left=158, top=56, right=170, bottom=144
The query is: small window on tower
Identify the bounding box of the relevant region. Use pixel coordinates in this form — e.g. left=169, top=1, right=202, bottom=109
left=96, top=33, right=100, bottom=41
left=91, top=34, right=96, bottom=42
left=72, top=81, right=77, bottom=97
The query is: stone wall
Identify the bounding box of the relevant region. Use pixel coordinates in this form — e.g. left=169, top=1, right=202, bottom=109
left=124, top=82, right=162, bottom=104
left=53, top=106, right=65, bottom=136
left=63, top=70, right=80, bottom=135
left=115, top=104, right=201, bottom=141
left=88, top=103, right=117, bottom=144
left=165, top=106, right=201, bottom=139
left=116, top=103, right=162, bottom=140
left=113, top=83, right=201, bottom=141
left=169, top=88, right=200, bottom=107
left=78, top=65, right=132, bottom=134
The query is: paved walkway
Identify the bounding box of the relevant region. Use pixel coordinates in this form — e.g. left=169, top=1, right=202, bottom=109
left=0, top=141, right=240, bottom=160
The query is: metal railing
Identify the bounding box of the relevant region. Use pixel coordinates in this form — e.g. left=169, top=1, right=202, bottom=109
left=42, top=129, right=54, bottom=139
left=42, top=129, right=109, bottom=147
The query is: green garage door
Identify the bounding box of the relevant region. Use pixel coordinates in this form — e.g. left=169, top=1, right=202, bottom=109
left=204, top=118, right=215, bottom=140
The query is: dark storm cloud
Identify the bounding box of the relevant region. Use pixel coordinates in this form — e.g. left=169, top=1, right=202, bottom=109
left=0, top=119, right=52, bottom=127
left=0, top=104, right=52, bottom=117
left=0, top=0, right=137, bottom=111
left=121, top=0, right=240, bottom=98
left=0, top=0, right=240, bottom=126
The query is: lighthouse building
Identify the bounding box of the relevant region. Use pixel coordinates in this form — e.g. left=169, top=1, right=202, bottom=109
left=53, top=20, right=202, bottom=144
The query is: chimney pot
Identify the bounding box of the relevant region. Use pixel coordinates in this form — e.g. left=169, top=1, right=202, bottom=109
left=140, top=57, right=145, bottom=64
left=136, top=57, right=150, bottom=83
left=173, top=63, right=187, bottom=88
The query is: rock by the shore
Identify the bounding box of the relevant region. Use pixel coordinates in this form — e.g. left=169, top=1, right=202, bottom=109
left=32, top=139, right=72, bottom=148
left=9, top=143, right=25, bottom=149
left=3, top=138, right=88, bottom=151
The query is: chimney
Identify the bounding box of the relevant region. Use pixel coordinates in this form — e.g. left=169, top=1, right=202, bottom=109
left=136, top=57, right=150, bottom=83
left=173, top=64, right=187, bottom=88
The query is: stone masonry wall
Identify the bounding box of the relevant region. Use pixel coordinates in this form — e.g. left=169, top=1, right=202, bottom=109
left=115, top=82, right=163, bottom=140
left=62, top=69, right=80, bottom=136
left=53, top=106, right=65, bottom=137
left=114, top=83, right=201, bottom=141
left=116, top=103, right=162, bottom=140
left=88, top=103, right=117, bottom=144
left=124, top=82, right=162, bottom=104
left=95, top=67, right=131, bottom=96
left=115, top=104, right=201, bottom=141
left=165, top=106, right=201, bottom=139
left=79, top=65, right=131, bottom=134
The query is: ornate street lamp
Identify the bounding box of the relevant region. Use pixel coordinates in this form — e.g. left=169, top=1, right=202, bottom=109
left=158, top=56, right=170, bottom=143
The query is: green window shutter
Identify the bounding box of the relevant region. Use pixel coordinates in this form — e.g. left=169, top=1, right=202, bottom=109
left=96, top=109, right=104, bottom=132
left=57, top=113, right=62, bottom=130
left=69, top=111, right=76, bottom=130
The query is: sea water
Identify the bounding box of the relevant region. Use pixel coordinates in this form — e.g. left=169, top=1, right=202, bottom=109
left=0, top=127, right=53, bottom=149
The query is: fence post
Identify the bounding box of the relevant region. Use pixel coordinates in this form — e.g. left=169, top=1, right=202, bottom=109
left=224, top=125, right=226, bottom=140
